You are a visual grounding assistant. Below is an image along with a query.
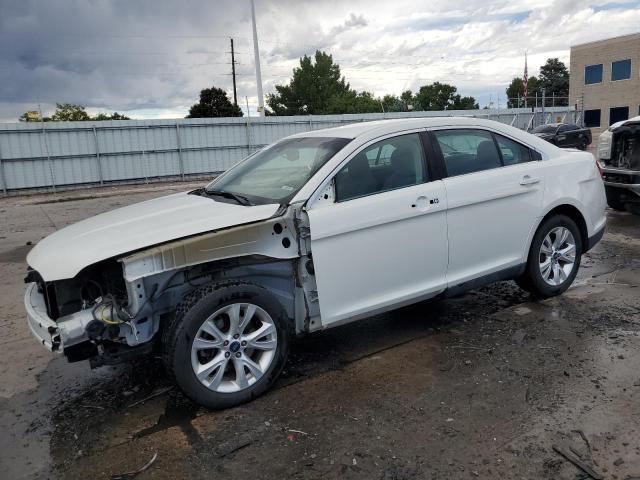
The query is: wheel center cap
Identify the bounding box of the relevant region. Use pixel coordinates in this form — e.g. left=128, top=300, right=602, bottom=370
left=229, top=341, right=241, bottom=353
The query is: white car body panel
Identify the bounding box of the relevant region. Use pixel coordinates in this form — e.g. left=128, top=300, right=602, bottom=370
left=442, top=160, right=545, bottom=286
left=27, top=191, right=280, bottom=281
left=307, top=180, right=448, bottom=325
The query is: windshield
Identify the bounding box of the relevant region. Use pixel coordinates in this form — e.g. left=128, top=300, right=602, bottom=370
left=205, top=137, right=351, bottom=205
left=532, top=125, right=558, bottom=134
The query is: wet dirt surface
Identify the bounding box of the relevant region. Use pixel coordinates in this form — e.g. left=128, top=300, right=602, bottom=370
left=1, top=183, right=639, bottom=479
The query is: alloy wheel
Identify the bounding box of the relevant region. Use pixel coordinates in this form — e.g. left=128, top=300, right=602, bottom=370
left=190, top=303, right=277, bottom=393
left=538, top=226, right=577, bottom=286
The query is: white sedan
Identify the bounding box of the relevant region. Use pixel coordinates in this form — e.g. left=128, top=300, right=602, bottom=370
left=25, top=117, right=606, bottom=408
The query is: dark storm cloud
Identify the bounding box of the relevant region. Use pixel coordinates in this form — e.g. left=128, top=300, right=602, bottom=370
left=0, top=0, right=253, bottom=118
left=1, top=0, right=640, bottom=121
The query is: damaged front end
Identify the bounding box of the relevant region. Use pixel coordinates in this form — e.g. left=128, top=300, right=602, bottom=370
left=24, top=259, right=156, bottom=365
left=23, top=203, right=321, bottom=367
left=599, top=119, right=640, bottom=211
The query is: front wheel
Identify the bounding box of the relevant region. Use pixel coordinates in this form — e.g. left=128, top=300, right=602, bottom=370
left=516, top=215, right=582, bottom=297
left=163, top=281, right=291, bottom=409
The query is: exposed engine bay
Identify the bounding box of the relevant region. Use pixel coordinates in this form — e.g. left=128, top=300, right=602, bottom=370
left=606, top=122, right=640, bottom=170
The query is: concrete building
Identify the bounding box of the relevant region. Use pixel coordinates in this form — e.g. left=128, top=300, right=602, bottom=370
left=569, top=33, right=640, bottom=138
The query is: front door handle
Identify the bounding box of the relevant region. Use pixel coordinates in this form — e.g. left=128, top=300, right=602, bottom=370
left=520, top=175, right=540, bottom=186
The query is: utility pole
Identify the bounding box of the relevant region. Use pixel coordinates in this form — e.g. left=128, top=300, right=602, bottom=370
left=541, top=88, right=546, bottom=124
left=250, top=0, right=265, bottom=116
left=230, top=38, right=238, bottom=106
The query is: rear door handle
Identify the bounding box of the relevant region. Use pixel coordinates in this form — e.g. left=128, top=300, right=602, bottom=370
left=520, top=175, right=540, bottom=186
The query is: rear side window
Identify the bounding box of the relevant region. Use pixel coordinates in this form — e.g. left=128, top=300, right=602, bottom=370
left=433, top=130, right=501, bottom=177
left=494, top=134, right=532, bottom=166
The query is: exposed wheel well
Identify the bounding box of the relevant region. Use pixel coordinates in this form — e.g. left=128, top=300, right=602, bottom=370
left=540, top=205, right=589, bottom=252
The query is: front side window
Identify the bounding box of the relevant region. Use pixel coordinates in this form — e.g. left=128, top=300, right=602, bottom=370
left=612, top=59, right=631, bottom=81
left=434, top=130, right=501, bottom=176
left=585, top=64, right=603, bottom=85
left=584, top=109, right=601, bottom=128
left=335, top=133, right=427, bottom=202
left=205, top=137, right=351, bottom=205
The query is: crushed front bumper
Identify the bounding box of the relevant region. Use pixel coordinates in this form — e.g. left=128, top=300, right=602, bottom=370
left=25, top=282, right=61, bottom=351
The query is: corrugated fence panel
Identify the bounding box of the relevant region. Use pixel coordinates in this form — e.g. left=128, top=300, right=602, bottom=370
left=0, top=107, right=573, bottom=193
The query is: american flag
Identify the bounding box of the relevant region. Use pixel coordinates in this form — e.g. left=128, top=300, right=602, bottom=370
left=523, top=52, right=529, bottom=104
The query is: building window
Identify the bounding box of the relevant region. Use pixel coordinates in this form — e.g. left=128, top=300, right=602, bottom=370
left=584, top=64, right=603, bottom=84
left=584, top=109, right=601, bottom=128
left=611, top=59, right=632, bottom=81
left=609, top=106, right=629, bottom=126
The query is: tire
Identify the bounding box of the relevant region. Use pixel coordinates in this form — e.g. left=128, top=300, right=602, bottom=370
left=517, top=215, right=582, bottom=298
left=605, top=186, right=627, bottom=211
left=163, top=281, right=291, bottom=409
left=577, top=136, right=589, bottom=150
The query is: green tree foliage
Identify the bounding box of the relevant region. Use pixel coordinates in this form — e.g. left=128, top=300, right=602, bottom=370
left=186, top=87, right=243, bottom=118
left=413, top=82, right=478, bottom=110
left=19, top=103, right=130, bottom=122
left=538, top=58, right=569, bottom=106
left=267, top=50, right=478, bottom=115
left=267, top=51, right=353, bottom=115
left=381, top=94, right=406, bottom=112
left=505, top=58, right=568, bottom=107
left=506, top=76, right=539, bottom=107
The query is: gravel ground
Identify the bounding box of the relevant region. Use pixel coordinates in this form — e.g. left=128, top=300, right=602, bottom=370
left=0, top=181, right=639, bottom=480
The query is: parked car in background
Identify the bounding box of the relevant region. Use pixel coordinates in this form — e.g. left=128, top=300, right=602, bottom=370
left=598, top=116, right=640, bottom=214
left=532, top=123, right=592, bottom=150
left=24, top=117, right=606, bottom=409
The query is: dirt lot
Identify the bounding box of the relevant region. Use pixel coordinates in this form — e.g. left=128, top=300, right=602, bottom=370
left=1, top=182, right=639, bottom=480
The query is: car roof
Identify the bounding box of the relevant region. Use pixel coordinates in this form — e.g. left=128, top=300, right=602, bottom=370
left=286, top=116, right=527, bottom=139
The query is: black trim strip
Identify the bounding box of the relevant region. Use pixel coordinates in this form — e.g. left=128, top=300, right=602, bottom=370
left=586, top=225, right=605, bottom=251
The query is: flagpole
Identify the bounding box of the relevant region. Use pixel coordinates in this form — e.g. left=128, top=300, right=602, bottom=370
left=523, top=52, right=528, bottom=109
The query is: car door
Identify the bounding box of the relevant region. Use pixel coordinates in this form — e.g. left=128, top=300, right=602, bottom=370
left=306, top=131, right=448, bottom=327
left=431, top=128, right=544, bottom=287
left=556, top=124, right=574, bottom=147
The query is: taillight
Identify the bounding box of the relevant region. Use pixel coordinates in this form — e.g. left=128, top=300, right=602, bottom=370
left=596, top=159, right=604, bottom=178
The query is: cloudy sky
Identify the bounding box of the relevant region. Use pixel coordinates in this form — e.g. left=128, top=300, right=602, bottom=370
left=0, top=0, right=639, bottom=122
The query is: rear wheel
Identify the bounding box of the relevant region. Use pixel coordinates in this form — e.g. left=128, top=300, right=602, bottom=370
left=605, top=186, right=627, bottom=211
left=516, top=215, right=582, bottom=297
left=163, top=281, right=290, bottom=409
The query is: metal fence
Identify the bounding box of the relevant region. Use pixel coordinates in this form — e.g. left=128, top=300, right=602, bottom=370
left=0, top=107, right=576, bottom=194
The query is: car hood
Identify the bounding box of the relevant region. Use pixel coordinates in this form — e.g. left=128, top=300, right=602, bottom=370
left=27, top=191, right=281, bottom=281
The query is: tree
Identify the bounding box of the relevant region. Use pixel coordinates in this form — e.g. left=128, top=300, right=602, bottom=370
left=266, top=50, right=353, bottom=115
left=413, top=82, right=478, bottom=111
left=451, top=95, right=479, bottom=110
left=505, top=58, right=568, bottom=107
left=538, top=58, right=569, bottom=106
left=506, top=76, right=540, bottom=107
left=400, top=90, right=415, bottom=110
left=92, top=112, right=130, bottom=120
left=381, top=94, right=405, bottom=112
left=326, top=91, right=383, bottom=114
left=186, top=87, right=242, bottom=118
left=18, top=103, right=130, bottom=122
left=50, top=103, right=91, bottom=121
